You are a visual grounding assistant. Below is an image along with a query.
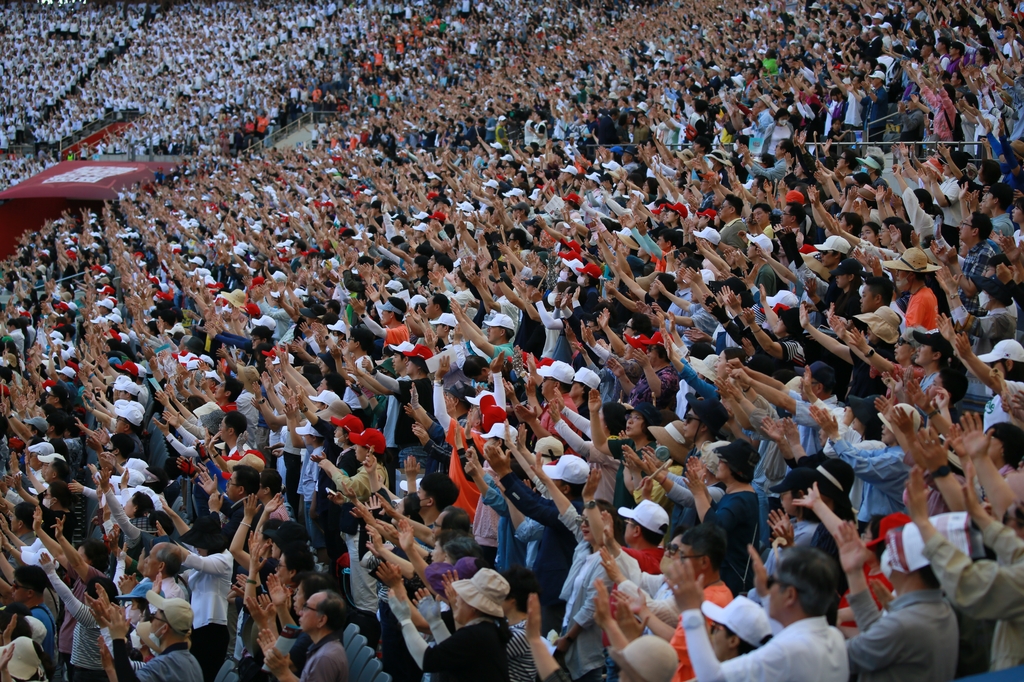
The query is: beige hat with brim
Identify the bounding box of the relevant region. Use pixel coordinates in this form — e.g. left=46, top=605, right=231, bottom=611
left=881, top=247, right=940, bottom=273
left=648, top=420, right=689, bottom=461
left=609, top=635, right=679, bottom=682
left=689, top=356, right=718, bottom=383
left=136, top=620, right=164, bottom=653
left=1, top=638, right=44, bottom=680
left=452, top=568, right=509, bottom=618
left=800, top=252, right=832, bottom=280
left=854, top=309, right=900, bottom=345
left=615, top=230, right=641, bottom=251
left=223, top=452, right=266, bottom=473
left=219, top=289, right=247, bottom=309
left=700, top=440, right=731, bottom=471
left=878, top=403, right=920, bottom=435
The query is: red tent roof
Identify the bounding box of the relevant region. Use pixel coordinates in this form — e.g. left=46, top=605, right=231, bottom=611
left=0, top=161, right=169, bottom=201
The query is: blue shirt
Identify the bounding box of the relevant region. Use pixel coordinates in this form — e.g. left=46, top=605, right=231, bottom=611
left=862, top=86, right=889, bottom=127
left=832, top=439, right=909, bottom=522
left=32, top=604, right=56, bottom=660
left=481, top=476, right=529, bottom=572
left=298, top=445, right=322, bottom=502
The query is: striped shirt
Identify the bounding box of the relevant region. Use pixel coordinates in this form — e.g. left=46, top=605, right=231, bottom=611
left=506, top=620, right=536, bottom=682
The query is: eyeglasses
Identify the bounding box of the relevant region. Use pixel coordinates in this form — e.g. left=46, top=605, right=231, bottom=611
left=580, top=518, right=590, bottom=527
left=12, top=583, right=30, bottom=592
left=665, top=546, right=704, bottom=561
left=766, top=576, right=795, bottom=592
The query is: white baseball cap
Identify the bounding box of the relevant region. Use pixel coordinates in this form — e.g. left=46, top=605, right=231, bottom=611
left=484, top=313, right=516, bottom=331
left=765, top=290, right=799, bottom=310
left=543, top=454, right=590, bottom=484
left=977, top=339, right=1024, bottom=363
left=618, top=499, right=670, bottom=534
left=748, top=233, right=773, bottom=253
left=573, top=367, right=601, bottom=389
left=294, top=422, right=319, bottom=436
left=700, top=596, right=772, bottom=648
left=694, top=227, right=721, bottom=245
left=818, top=235, right=852, bottom=254
left=537, top=361, right=575, bottom=385
left=253, top=315, right=277, bottom=330
left=308, top=390, right=341, bottom=405
left=28, top=442, right=56, bottom=458
left=431, top=313, right=458, bottom=327
left=115, top=402, right=144, bottom=426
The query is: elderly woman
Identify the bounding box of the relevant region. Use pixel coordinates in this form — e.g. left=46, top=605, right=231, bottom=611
left=388, top=567, right=512, bottom=682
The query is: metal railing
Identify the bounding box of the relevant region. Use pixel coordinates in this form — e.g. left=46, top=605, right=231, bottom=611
left=56, top=109, right=143, bottom=156
left=244, top=112, right=313, bottom=154
left=244, top=110, right=343, bottom=154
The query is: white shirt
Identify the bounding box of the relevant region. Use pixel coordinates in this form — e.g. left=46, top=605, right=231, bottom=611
left=684, top=611, right=848, bottom=682
left=182, top=549, right=233, bottom=629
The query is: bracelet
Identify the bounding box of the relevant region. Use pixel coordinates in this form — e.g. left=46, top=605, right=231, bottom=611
left=239, top=522, right=251, bottom=529
left=927, top=409, right=940, bottom=418
left=246, top=579, right=258, bottom=585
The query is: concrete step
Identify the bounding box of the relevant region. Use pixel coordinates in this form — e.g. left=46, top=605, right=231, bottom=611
left=273, top=124, right=315, bottom=149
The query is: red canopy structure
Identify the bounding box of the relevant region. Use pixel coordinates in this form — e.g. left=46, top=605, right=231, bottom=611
left=0, top=161, right=170, bottom=260
left=0, top=160, right=167, bottom=201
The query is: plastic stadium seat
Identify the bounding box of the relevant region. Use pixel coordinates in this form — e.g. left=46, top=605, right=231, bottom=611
left=348, top=646, right=373, bottom=682
left=213, top=659, right=236, bottom=682
left=357, top=658, right=382, bottom=682
left=343, top=622, right=360, bottom=648
left=344, top=633, right=367, bottom=661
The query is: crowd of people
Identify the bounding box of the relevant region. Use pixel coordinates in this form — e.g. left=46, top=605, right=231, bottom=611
left=0, top=3, right=148, bottom=153
left=3, top=0, right=1024, bottom=681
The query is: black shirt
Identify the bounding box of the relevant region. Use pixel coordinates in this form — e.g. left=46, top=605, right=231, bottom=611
left=394, top=377, right=433, bottom=449
left=421, top=620, right=509, bottom=682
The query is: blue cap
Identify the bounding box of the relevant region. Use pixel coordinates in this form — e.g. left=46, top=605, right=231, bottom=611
left=610, top=145, right=624, bottom=154
left=114, top=578, right=154, bottom=601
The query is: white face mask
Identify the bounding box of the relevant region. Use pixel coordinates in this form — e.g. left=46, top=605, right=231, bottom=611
left=880, top=547, right=894, bottom=580
left=979, top=291, right=991, bottom=308
left=576, top=275, right=586, bottom=285
left=149, top=622, right=165, bottom=652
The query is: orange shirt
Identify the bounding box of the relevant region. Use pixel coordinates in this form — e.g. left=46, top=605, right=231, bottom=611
left=904, top=285, right=939, bottom=331
left=670, top=582, right=734, bottom=682
left=384, top=324, right=410, bottom=347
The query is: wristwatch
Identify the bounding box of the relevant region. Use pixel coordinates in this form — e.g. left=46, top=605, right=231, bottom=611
left=932, top=465, right=952, bottom=478
left=584, top=500, right=597, bottom=509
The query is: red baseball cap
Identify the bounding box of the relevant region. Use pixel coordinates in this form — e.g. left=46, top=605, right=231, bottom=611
left=330, top=414, right=365, bottom=432
left=244, top=303, right=262, bottom=317
left=349, top=428, right=386, bottom=454
left=625, top=332, right=663, bottom=349
left=580, top=263, right=603, bottom=279
left=400, top=344, right=434, bottom=360
left=866, top=512, right=911, bottom=548
left=115, top=360, right=140, bottom=377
